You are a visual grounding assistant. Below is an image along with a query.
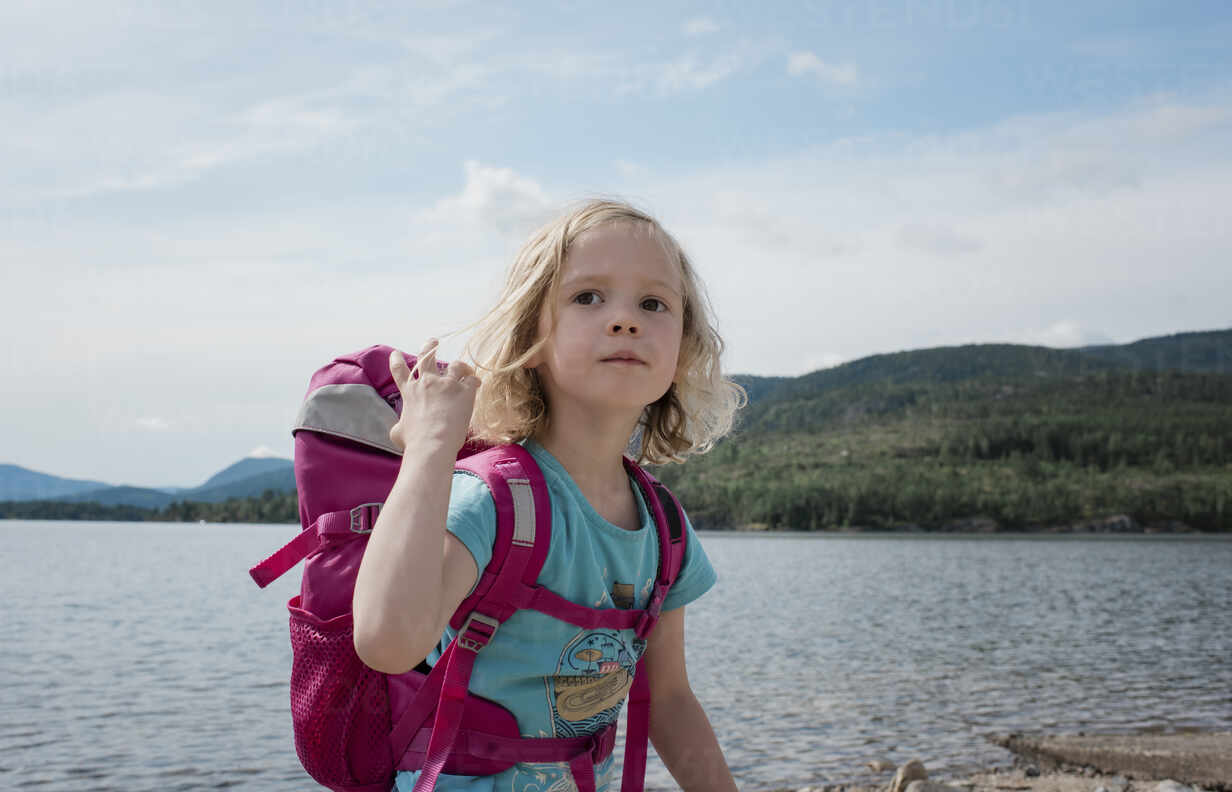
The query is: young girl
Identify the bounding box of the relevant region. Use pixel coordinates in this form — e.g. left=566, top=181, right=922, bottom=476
left=352, top=199, right=744, bottom=792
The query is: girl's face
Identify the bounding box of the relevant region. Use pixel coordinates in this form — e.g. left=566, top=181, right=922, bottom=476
left=531, top=221, right=684, bottom=422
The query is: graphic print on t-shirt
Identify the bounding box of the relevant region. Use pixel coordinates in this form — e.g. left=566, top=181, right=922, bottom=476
left=548, top=628, right=642, bottom=734
left=609, top=582, right=635, bottom=609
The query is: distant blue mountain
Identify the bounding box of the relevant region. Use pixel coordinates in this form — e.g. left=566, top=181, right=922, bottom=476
left=1, top=457, right=294, bottom=507
left=186, top=464, right=295, bottom=503
left=196, top=457, right=294, bottom=491
left=0, top=464, right=112, bottom=501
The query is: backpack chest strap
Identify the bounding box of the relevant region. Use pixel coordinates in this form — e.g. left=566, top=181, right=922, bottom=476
left=511, top=582, right=667, bottom=638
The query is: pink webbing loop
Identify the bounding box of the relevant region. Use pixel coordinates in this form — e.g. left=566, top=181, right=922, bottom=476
left=248, top=523, right=317, bottom=588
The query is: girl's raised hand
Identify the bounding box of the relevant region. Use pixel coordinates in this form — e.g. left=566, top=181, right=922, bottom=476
left=388, top=339, right=479, bottom=456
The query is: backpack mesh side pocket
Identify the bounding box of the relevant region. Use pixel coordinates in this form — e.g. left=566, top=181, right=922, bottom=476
left=288, top=596, right=393, bottom=792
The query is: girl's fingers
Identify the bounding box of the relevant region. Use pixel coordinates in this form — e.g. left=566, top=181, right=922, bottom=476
left=415, top=350, right=435, bottom=380
left=445, top=359, right=478, bottom=388
left=415, top=338, right=439, bottom=380
left=397, top=339, right=473, bottom=389
left=389, top=349, right=412, bottom=390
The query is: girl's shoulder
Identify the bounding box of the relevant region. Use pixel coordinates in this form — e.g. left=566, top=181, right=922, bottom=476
left=450, top=466, right=495, bottom=498
left=446, top=470, right=499, bottom=571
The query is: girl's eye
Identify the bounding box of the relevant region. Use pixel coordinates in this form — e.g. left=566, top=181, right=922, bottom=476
left=573, top=291, right=601, bottom=306
left=641, top=298, right=668, bottom=313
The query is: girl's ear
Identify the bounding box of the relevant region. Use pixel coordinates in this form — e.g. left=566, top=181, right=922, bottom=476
left=673, top=346, right=689, bottom=384
left=525, top=304, right=553, bottom=369
left=524, top=336, right=546, bottom=369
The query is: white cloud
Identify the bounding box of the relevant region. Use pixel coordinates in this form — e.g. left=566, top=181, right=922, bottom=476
left=136, top=417, right=171, bottom=431
left=419, top=161, right=555, bottom=236
left=247, top=445, right=283, bottom=459
left=787, top=51, right=859, bottom=86
left=683, top=17, right=720, bottom=37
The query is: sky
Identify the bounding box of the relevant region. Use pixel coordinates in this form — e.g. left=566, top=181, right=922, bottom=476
left=2, top=0, right=1230, bottom=488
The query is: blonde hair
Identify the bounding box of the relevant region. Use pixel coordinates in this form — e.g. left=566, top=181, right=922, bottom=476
left=465, top=198, right=745, bottom=465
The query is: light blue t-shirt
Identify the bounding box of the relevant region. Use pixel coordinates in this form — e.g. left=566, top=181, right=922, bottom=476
left=395, top=440, right=717, bottom=792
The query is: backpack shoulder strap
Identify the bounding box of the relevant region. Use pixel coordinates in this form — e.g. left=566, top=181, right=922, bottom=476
left=623, top=459, right=688, bottom=632
left=451, top=443, right=552, bottom=626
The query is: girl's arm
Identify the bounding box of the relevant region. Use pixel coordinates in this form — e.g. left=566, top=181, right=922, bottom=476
left=352, top=343, right=481, bottom=674
left=644, top=606, right=739, bottom=792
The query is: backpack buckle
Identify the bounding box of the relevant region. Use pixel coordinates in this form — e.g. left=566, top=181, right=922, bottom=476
left=634, top=588, right=666, bottom=638
left=589, top=722, right=617, bottom=763
left=349, top=502, right=382, bottom=533
left=456, top=612, right=500, bottom=653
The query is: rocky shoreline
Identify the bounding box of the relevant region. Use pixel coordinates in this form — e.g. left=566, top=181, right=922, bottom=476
left=758, top=733, right=1232, bottom=792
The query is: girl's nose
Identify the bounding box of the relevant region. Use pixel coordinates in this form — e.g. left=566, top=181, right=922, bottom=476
left=609, top=319, right=639, bottom=335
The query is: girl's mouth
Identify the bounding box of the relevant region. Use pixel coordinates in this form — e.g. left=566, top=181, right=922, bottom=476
left=601, top=351, right=644, bottom=364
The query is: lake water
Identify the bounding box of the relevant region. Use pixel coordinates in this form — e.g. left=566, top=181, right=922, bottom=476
left=2, top=522, right=1230, bottom=791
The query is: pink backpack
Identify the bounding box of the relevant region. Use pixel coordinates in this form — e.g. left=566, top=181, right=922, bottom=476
left=250, top=345, right=687, bottom=792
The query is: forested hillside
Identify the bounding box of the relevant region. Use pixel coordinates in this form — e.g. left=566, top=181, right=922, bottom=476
left=654, top=364, right=1231, bottom=532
